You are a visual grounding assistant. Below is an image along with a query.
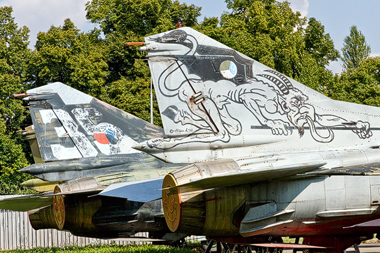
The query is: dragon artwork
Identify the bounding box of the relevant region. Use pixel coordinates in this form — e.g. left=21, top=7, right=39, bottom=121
left=148, top=30, right=372, bottom=148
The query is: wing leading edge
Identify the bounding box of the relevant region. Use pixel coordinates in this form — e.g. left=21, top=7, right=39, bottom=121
left=164, top=159, right=326, bottom=194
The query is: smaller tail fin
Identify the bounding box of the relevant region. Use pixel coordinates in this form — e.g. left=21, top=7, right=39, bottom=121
left=25, top=82, right=163, bottom=161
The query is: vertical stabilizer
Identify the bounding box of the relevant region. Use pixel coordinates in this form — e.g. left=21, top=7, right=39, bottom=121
left=26, top=82, right=163, bottom=161
left=137, top=27, right=380, bottom=162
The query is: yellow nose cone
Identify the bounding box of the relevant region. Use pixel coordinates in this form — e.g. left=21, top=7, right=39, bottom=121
left=162, top=174, right=182, bottom=232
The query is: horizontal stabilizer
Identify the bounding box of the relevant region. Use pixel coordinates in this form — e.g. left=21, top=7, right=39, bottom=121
left=168, top=161, right=326, bottom=194
left=98, top=177, right=164, bottom=203
left=0, top=194, right=53, bottom=212
left=20, top=152, right=182, bottom=183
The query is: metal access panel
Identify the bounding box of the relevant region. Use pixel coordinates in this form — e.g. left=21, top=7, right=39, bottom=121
left=345, top=176, right=370, bottom=209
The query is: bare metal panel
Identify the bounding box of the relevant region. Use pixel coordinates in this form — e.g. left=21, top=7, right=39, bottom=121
left=326, top=189, right=346, bottom=210
left=325, top=176, right=346, bottom=210
left=370, top=184, right=380, bottom=205
left=345, top=177, right=370, bottom=209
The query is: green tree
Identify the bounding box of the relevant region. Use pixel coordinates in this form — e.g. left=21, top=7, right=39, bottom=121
left=104, top=61, right=161, bottom=124
left=28, top=19, right=108, bottom=98
left=85, top=0, right=201, bottom=85
left=85, top=0, right=202, bottom=124
left=341, top=25, right=371, bottom=70
left=333, top=57, right=380, bottom=106
left=197, top=0, right=337, bottom=94
left=0, top=6, right=32, bottom=190
left=0, top=6, right=31, bottom=132
left=304, top=17, right=339, bottom=67
left=85, top=0, right=201, bottom=37
left=208, top=0, right=308, bottom=75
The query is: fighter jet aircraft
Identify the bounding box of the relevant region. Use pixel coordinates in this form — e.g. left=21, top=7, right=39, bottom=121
left=131, top=27, right=380, bottom=252
left=1, top=82, right=186, bottom=242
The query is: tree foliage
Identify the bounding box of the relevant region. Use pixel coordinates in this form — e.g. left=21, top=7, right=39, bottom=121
left=304, top=17, right=339, bottom=66
left=341, top=25, right=371, bottom=70
left=85, top=0, right=201, bottom=37
left=332, top=57, right=380, bottom=106
left=197, top=0, right=338, bottom=94
left=0, top=6, right=32, bottom=189
left=28, top=19, right=108, bottom=98
left=84, top=0, right=201, bottom=125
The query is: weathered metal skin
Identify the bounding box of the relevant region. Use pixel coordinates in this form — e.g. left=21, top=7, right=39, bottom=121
left=26, top=91, right=165, bottom=161
left=29, top=205, right=58, bottom=230
left=8, top=83, right=187, bottom=242
left=22, top=83, right=184, bottom=183
left=21, top=152, right=181, bottom=183
left=29, top=195, right=106, bottom=237
left=162, top=160, right=241, bottom=233
left=242, top=175, right=380, bottom=237
left=93, top=199, right=168, bottom=235
left=28, top=175, right=170, bottom=238
left=29, top=195, right=170, bottom=238
left=203, top=186, right=246, bottom=236
left=165, top=174, right=380, bottom=246
left=62, top=195, right=103, bottom=237
left=140, top=27, right=380, bottom=251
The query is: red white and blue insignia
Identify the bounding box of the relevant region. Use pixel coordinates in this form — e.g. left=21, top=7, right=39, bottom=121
left=94, top=125, right=116, bottom=144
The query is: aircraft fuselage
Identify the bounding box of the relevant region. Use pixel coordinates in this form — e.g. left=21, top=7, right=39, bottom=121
left=169, top=175, right=380, bottom=239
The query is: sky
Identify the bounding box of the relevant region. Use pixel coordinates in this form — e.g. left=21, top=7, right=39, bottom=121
left=1, top=0, right=379, bottom=74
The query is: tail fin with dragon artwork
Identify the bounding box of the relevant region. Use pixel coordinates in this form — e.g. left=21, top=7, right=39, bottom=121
left=134, top=27, right=380, bottom=163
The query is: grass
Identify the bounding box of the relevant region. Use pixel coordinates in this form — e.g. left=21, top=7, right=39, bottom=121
left=6, top=245, right=200, bottom=253
left=185, top=240, right=202, bottom=246
left=8, top=236, right=378, bottom=252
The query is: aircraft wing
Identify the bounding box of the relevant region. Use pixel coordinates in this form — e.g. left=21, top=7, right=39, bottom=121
left=0, top=194, right=54, bottom=212
left=166, top=160, right=326, bottom=194
left=0, top=187, right=105, bottom=212
left=19, top=153, right=181, bottom=183
left=97, top=177, right=164, bottom=203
